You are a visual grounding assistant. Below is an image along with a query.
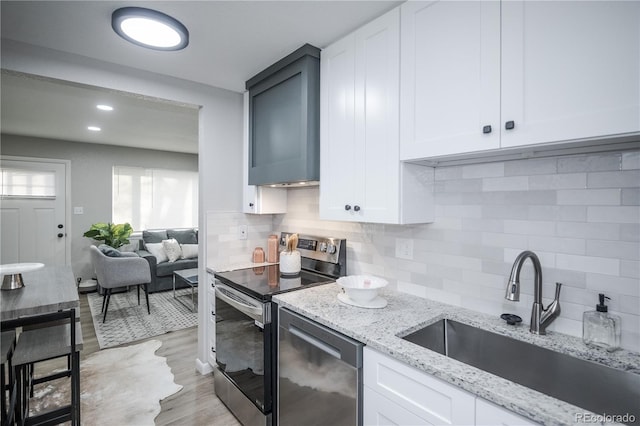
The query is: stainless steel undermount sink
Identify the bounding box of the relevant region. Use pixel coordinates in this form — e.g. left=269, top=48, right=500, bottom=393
left=402, top=319, right=640, bottom=424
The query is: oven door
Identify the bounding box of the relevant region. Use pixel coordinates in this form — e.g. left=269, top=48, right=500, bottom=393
left=215, top=283, right=273, bottom=414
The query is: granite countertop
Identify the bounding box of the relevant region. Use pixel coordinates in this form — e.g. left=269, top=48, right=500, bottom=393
left=273, top=284, right=640, bottom=426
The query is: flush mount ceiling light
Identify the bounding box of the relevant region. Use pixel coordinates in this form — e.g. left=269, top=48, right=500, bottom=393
left=96, top=104, right=113, bottom=111
left=112, top=7, right=189, bottom=51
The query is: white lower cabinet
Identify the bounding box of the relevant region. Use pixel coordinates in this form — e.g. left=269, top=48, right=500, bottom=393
left=475, top=398, right=536, bottom=426
left=363, top=347, right=539, bottom=426
left=364, top=347, right=475, bottom=425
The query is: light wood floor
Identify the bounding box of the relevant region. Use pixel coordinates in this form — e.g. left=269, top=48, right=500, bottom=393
left=76, top=292, right=241, bottom=426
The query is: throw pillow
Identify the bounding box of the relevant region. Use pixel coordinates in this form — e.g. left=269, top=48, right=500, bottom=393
left=180, top=244, right=198, bottom=260
left=167, top=229, right=198, bottom=245
left=145, top=242, right=169, bottom=263
left=143, top=230, right=168, bottom=245
left=98, top=244, right=122, bottom=257
left=162, top=238, right=182, bottom=263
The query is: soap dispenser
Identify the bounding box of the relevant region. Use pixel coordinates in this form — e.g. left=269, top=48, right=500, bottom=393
left=582, top=293, right=621, bottom=352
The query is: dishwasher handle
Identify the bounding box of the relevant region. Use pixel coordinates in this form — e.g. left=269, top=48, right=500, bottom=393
left=280, top=308, right=363, bottom=367
left=288, top=324, right=342, bottom=359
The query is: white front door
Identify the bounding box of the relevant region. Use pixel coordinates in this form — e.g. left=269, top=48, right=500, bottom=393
left=0, top=159, right=68, bottom=266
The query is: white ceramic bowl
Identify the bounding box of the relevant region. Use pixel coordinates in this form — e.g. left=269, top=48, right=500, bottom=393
left=336, top=275, right=388, bottom=304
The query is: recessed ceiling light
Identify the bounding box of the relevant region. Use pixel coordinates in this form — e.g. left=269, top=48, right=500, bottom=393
left=112, top=7, right=189, bottom=51
left=88, top=126, right=101, bottom=132
left=96, top=104, right=113, bottom=111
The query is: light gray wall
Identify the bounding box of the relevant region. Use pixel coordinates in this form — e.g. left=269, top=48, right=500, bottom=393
left=1, top=133, right=198, bottom=280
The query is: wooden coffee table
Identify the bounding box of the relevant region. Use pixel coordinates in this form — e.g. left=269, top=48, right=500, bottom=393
left=173, top=268, right=198, bottom=312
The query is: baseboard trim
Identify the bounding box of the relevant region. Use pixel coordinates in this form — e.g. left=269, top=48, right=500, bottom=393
left=196, top=358, right=213, bottom=375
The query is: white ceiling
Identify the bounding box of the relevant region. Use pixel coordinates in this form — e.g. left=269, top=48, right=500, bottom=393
left=0, top=1, right=401, bottom=153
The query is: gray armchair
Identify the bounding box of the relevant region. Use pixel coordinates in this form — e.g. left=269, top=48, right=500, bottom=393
left=89, top=245, right=151, bottom=322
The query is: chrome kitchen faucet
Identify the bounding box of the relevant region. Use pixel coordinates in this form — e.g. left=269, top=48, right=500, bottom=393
left=505, top=250, right=562, bottom=335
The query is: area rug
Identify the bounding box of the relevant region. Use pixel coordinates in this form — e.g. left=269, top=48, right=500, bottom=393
left=30, top=340, right=182, bottom=425
left=87, top=288, right=198, bottom=349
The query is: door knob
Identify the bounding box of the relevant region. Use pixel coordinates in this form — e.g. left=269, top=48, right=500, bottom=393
left=482, top=125, right=492, bottom=134
left=505, top=121, right=515, bottom=130
left=354, top=205, right=361, bottom=212
left=57, top=233, right=64, bottom=238
left=57, top=224, right=64, bottom=229
left=345, top=205, right=352, bottom=211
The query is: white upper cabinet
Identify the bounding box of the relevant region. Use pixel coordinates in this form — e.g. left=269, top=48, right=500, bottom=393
left=401, top=0, right=640, bottom=161
left=501, top=0, right=640, bottom=148
left=320, top=8, right=434, bottom=224
left=400, top=1, right=501, bottom=159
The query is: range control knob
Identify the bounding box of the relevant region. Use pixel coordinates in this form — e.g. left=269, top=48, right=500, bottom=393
left=319, top=242, right=328, bottom=252
left=327, top=244, right=337, bottom=254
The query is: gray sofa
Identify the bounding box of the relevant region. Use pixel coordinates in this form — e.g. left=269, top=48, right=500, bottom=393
left=136, top=228, right=198, bottom=293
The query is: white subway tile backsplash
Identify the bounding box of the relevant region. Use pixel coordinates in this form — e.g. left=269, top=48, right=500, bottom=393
left=586, top=240, right=639, bottom=261
left=482, top=204, right=529, bottom=220
left=528, top=236, right=585, bottom=255
left=557, top=189, right=621, bottom=205
left=622, top=188, right=640, bottom=206
left=528, top=205, right=587, bottom=222
left=462, top=218, right=504, bottom=233
left=617, top=294, right=640, bottom=316
left=528, top=173, right=586, bottom=190
left=622, top=151, right=640, bottom=170
left=439, top=178, right=483, bottom=193
left=557, top=254, right=619, bottom=275
left=483, top=176, right=529, bottom=192
left=424, top=287, right=462, bottom=306
left=482, top=232, right=528, bottom=249
left=504, top=157, right=558, bottom=176
left=587, top=206, right=640, bottom=224
left=618, top=224, right=639, bottom=242
left=620, top=260, right=640, bottom=279
left=207, top=150, right=639, bottom=351
left=436, top=204, right=483, bottom=218
left=557, top=153, right=621, bottom=173
left=504, top=220, right=556, bottom=236
left=434, top=165, right=463, bottom=181
left=587, top=170, right=640, bottom=188
left=461, top=270, right=504, bottom=289
left=462, top=162, right=504, bottom=179
left=549, top=317, right=583, bottom=340
left=586, top=273, right=640, bottom=298
left=397, top=281, right=428, bottom=298
left=556, top=221, right=619, bottom=240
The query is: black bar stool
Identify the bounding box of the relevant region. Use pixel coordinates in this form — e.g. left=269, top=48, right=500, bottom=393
left=4, top=310, right=82, bottom=426
left=1, top=330, right=17, bottom=425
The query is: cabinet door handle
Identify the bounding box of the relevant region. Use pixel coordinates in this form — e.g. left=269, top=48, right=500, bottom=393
left=354, top=205, right=361, bottom=212
left=482, top=125, right=492, bottom=134
left=249, top=203, right=254, bottom=207
left=505, top=121, right=515, bottom=130
left=345, top=205, right=352, bottom=211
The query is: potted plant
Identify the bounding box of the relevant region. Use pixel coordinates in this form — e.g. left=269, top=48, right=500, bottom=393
left=83, top=222, right=133, bottom=249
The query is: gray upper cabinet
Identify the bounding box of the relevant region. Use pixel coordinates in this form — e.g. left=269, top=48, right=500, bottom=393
left=247, top=44, right=320, bottom=186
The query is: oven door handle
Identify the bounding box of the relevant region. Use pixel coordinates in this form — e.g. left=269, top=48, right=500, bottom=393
left=215, top=284, right=263, bottom=322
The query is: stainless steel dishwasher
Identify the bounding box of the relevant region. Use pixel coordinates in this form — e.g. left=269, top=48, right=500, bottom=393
left=278, top=308, right=363, bottom=426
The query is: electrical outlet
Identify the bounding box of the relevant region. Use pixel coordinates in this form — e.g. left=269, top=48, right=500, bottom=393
left=395, top=238, right=414, bottom=260
left=238, top=225, right=248, bottom=240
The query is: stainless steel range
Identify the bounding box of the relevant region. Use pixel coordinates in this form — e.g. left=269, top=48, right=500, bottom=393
left=213, top=232, right=346, bottom=426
